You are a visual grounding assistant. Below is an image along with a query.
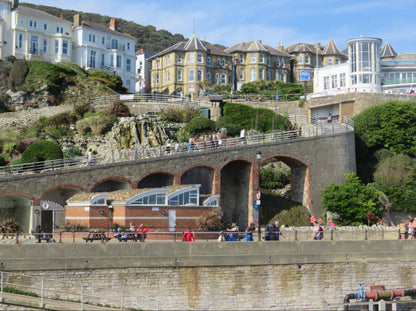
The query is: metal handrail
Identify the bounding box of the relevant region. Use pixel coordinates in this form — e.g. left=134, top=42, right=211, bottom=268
left=0, top=115, right=354, bottom=177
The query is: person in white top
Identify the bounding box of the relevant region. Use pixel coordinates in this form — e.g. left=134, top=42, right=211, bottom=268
left=240, top=128, right=246, bottom=145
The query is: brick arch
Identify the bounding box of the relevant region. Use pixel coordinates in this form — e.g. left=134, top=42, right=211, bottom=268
left=180, top=164, right=217, bottom=195
left=136, top=170, right=175, bottom=189
left=0, top=192, right=35, bottom=200
left=260, top=152, right=311, bottom=209
left=90, top=176, right=133, bottom=192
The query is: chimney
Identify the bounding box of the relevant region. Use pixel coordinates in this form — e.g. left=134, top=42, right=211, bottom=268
left=60, top=13, right=63, bottom=19
left=11, top=0, right=19, bottom=10
left=109, top=18, right=118, bottom=31
left=73, top=14, right=80, bottom=27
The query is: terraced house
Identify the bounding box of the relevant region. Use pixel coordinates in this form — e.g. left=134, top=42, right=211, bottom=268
left=225, top=40, right=292, bottom=86
left=149, top=33, right=232, bottom=99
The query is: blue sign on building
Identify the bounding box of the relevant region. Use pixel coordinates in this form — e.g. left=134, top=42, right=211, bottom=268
left=300, top=70, right=311, bottom=81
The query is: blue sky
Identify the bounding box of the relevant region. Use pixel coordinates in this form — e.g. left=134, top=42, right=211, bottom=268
left=27, top=0, right=416, bottom=53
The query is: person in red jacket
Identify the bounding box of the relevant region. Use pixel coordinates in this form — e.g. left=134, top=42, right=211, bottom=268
left=183, top=227, right=195, bottom=242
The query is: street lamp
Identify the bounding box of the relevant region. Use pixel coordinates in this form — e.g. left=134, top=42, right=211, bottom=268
left=256, top=151, right=262, bottom=241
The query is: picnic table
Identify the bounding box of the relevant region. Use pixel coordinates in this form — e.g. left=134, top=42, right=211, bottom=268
left=116, top=232, right=140, bottom=242
left=83, top=232, right=111, bottom=242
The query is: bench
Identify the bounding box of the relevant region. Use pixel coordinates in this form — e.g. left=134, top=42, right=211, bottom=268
left=83, top=232, right=111, bottom=242
left=116, top=232, right=141, bottom=242
left=31, top=231, right=53, bottom=243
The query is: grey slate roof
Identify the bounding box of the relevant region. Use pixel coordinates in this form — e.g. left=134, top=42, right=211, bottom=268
left=380, top=42, right=398, bottom=58
left=75, top=21, right=136, bottom=40
left=14, top=5, right=72, bottom=24
left=149, top=33, right=231, bottom=59
left=285, top=43, right=317, bottom=54
left=323, top=38, right=343, bottom=55
left=136, top=49, right=156, bottom=58
left=225, top=40, right=292, bottom=57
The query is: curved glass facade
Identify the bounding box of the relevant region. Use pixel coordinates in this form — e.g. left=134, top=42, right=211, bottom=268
left=347, top=37, right=382, bottom=92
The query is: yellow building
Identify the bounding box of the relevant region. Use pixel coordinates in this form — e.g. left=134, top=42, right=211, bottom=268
left=225, top=40, right=292, bottom=86
left=149, top=33, right=232, bottom=99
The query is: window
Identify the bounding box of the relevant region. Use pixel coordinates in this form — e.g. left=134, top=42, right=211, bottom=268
left=280, top=72, right=285, bottom=82
left=331, top=75, right=337, bottom=88
left=340, top=73, right=346, bottom=87
left=168, top=187, right=199, bottom=206
left=43, top=39, right=47, bottom=53
left=167, top=71, right=170, bottom=82
left=259, top=68, right=264, bottom=79
left=126, top=58, right=131, bottom=72
left=127, top=42, right=130, bottom=50
left=240, top=69, right=244, bottom=80
left=206, top=72, right=211, bottom=83
left=18, top=34, right=23, bottom=49
left=101, top=54, right=105, bottom=67
left=207, top=56, right=211, bottom=66
left=156, top=73, right=160, bottom=85
left=217, top=58, right=221, bottom=67
left=111, top=39, right=118, bottom=49
left=215, top=73, right=219, bottom=84
left=189, top=53, right=195, bottom=63
left=178, top=54, right=182, bottom=63
left=127, top=190, right=168, bottom=206
left=62, top=40, right=68, bottom=55
left=178, top=70, right=182, bottom=81
left=56, top=26, right=63, bottom=34
left=251, top=53, right=256, bottom=63
left=54, top=39, right=59, bottom=54
left=29, top=20, right=37, bottom=29
left=276, top=58, right=280, bottom=67
left=90, top=50, right=96, bottom=68
left=116, top=55, right=121, bottom=68
left=30, top=35, right=38, bottom=55
left=189, top=69, right=194, bottom=82
left=259, top=54, right=264, bottom=63
left=197, top=53, right=203, bottom=63
left=299, top=55, right=303, bottom=64
left=197, top=69, right=202, bottom=82
left=275, top=71, right=280, bottom=80
left=267, top=70, right=271, bottom=81
left=267, top=56, right=271, bottom=66
left=324, top=76, right=329, bottom=90
left=221, top=73, right=226, bottom=84
left=89, top=34, right=96, bottom=43
left=240, top=54, right=244, bottom=64
left=222, top=59, right=225, bottom=67
left=102, top=37, right=105, bottom=45
left=203, top=195, right=219, bottom=207
left=336, top=58, right=340, bottom=65
left=328, top=58, right=333, bottom=66
left=250, top=68, right=256, bottom=81
left=305, top=55, right=310, bottom=64
left=43, top=23, right=48, bottom=31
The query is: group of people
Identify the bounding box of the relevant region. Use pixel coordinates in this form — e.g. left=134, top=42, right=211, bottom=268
left=113, top=223, right=149, bottom=242
left=399, top=218, right=416, bottom=240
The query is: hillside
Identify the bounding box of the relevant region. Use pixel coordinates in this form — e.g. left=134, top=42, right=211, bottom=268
left=22, top=2, right=186, bottom=52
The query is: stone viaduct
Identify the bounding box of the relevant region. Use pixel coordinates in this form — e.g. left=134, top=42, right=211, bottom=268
left=0, top=129, right=356, bottom=231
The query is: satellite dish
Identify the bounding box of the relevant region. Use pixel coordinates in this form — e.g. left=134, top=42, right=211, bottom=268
left=42, top=202, right=49, bottom=210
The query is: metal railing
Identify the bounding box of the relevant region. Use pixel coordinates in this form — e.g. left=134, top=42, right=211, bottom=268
left=2, top=226, right=401, bottom=245
left=0, top=116, right=354, bottom=177
left=0, top=271, right=194, bottom=310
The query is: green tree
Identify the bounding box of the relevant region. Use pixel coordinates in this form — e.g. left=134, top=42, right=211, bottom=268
left=21, top=140, right=63, bottom=163
left=373, top=153, right=416, bottom=211
left=322, top=174, right=381, bottom=225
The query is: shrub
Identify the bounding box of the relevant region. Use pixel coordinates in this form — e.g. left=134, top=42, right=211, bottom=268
left=106, top=101, right=131, bottom=117
left=63, top=146, right=82, bottom=158
left=2, top=285, right=39, bottom=297
left=261, top=166, right=291, bottom=190
left=20, top=140, right=63, bottom=163
left=274, top=205, right=310, bottom=227
left=75, top=119, right=91, bottom=135
left=0, top=156, right=7, bottom=166
left=0, top=217, right=23, bottom=233
left=89, top=70, right=123, bottom=91
left=196, top=209, right=225, bottom=231
left=15, top=139, right=37, bottom=154
left=48, top=112, right=77, bottom=128
left=74, top=102, right=95, bottom=118
left=46, top=125, right=73, bottom=139
left=8, top=60, right=29, bottom=91
left=183, top=116, right=216, bottom=136
left=160, top=106, right=200, bottom=123
left=87, top=115, right=114, bottom=135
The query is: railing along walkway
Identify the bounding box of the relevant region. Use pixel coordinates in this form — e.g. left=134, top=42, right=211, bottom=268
left=0, top=115, right=354, bottom=177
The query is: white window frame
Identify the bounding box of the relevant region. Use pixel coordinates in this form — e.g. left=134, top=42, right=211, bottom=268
left=189, top=69, right=194, bottom=82
left=251, top=53, right=256, bottom=63
left=178, top=70, right=182, bottom=81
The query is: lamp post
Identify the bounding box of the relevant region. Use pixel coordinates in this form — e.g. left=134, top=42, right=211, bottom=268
left=256, top=151, right=262, bottom=241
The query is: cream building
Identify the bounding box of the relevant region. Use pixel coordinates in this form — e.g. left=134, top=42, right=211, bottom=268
left=225, top=40, right=292, bottom=88
left=72, top=16, right=137, bottom=93
left=149, top=33, right=232, bottom=99
left=9, top=0, right=73, bottom=63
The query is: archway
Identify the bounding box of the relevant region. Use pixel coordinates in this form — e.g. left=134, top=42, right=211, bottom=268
left=181, top=166, right=214, bottom=195
left=0, top=194, right=32, bottom=232
left=220, top=160, right=251, bottom=228
left=91, top=178, right=131, bottom=192
left=137, top=172, right=174, bottom=188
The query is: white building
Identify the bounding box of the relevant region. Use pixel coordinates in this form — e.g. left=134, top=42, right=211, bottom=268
left=72, top=15, right=136, bottom=93
left=313, top=37, right=416, bottom=97
left=9, top=0, right=73, bottom=63
left=0, top=0, right=12, bottom=59
left=135, top=48, right=155, bottom=94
